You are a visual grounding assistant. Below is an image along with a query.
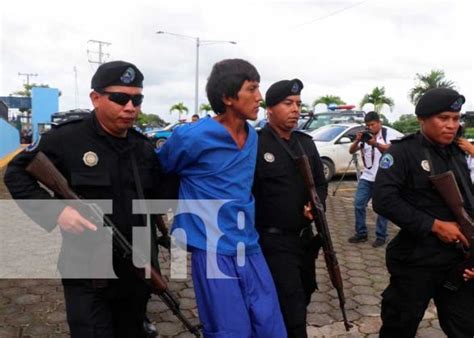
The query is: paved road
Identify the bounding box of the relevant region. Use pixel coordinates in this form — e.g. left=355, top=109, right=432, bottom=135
left=0, top=167, right=445, bottom=337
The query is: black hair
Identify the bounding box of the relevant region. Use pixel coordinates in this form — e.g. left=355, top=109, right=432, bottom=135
left=191, top=114, right=200, bottom=119
left=364, top=111, right=381, bottom=123
left=206, top=59, right=260, bottom=114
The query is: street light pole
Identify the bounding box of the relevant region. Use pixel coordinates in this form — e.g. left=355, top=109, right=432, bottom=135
left=156, top=30, right=236, bottom=116
left=195, top=37, right=200, bottom=116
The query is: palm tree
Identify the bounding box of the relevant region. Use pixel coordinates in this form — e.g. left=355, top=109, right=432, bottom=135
left=169, top=102, right=189, bottom=121
left=199, top=103, right=212, bottom=116
left=408, top=69, right=455, bottom=105
left=313, top=95, right=345, bottom=109
left=360, top=86, right=394, bottom=113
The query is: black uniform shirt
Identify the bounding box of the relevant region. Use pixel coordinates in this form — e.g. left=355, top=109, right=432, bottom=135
left=4, top=112, right=162, bottom=277
left=373, top=132, right=473, bottom=267
left=253, top=124, right=328, bottom=232
left=5, top=111, right=161, bottom=233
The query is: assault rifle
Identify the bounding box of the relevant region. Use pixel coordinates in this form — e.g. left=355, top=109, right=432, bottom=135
left=429, top=170, right=474, bottom=291
left=25, top=151, right=201, bottom=337
left=297, top=155, right=352, bottom=331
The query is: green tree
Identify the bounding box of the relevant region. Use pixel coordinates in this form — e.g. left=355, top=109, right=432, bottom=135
left=12, top=83, right=53, bottom=97
left=169, top=102, right=189, bottom=121
left=11, top=83, right=60, bottom=113
left=136, top=112, right=167, bottom=129
left=360, top=86, right=394, bottom=113
left=312, top=95, right=345, bottom=109
left=408, top=69, right=455, bottom=105
left=259, top=101, right=267, bottom=110
left=199, top=103, right=212, bottom=116
left=391, top=114, right=419, bottom=134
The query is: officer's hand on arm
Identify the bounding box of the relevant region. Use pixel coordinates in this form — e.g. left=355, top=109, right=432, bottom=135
left=463, top=268, right=474, bottom=281
left=303, top=202, right=313, bottom=220
left=349, top=133, right=362, bottom=154
left=431, top=219, right=469, bottom=247
left=457, top=137, right=474, bottom=156
left=57, top=206, right=97, bottom=234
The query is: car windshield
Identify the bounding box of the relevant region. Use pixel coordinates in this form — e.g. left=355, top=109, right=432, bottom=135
left=306, top=114, right=334, bottom=130
left=312, top=125, right=348, bottom=142
left=305, top=112, right=365, bottom=131
left=162, top=122, right=185, bottom=131
left=296, top=116, right=310, bottom=130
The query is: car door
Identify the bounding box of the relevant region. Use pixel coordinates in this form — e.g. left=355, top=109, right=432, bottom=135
left=333, top=125, right=365, bottom=174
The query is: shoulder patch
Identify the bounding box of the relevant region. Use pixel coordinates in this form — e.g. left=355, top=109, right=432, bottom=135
left=25, top=135, right=41, bottom=152
left=379, top=153, right=394, bottom=169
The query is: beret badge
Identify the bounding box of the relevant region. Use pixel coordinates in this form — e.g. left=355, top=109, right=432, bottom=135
left=450, top=97, right=464, bottom=111
left=291, top=82, right=300, bottom=94
left=120, top=67, right=136, bottom=84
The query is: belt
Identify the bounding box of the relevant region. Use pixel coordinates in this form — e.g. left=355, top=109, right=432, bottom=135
left=259, top=226, right=312, bottom=238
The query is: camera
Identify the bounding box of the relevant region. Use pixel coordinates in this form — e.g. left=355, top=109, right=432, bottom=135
left=360, top=130, right=373, bottom=143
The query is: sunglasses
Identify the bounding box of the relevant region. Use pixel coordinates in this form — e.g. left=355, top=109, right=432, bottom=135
left=98, top=91, right=144, bottom=107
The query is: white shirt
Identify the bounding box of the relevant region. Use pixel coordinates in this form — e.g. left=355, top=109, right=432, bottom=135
left=360, top=128, right=399, bottom=182
left=467, top=155, right=474, bottom=184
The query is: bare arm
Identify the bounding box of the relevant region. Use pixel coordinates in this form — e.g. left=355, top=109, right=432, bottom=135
left=457, top=137, right=474, bottom=156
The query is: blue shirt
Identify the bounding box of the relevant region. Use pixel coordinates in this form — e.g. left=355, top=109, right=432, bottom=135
left=157, top=118, right=261, bottom=256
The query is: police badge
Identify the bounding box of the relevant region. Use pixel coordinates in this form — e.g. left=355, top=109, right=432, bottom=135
left=264, top=152, right=275, bottom=163
left=83, top=151, right=99, bottom=167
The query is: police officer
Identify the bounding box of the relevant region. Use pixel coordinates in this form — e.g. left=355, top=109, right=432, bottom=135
left=4, top=61, right=163, bottom=337
left=373, top=88, right=474, bottom=337
left=253, top=79, right=328, bottom=338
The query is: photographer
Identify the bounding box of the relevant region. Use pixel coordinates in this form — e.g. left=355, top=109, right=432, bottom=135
left=347, top=111, right=396, bottom=247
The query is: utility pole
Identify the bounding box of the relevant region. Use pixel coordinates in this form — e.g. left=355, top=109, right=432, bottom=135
left=18, top=72, right=38, bottom=85
left=156, top=30, right=236, bottom=115
left=87, top=39, right=111, bottom=65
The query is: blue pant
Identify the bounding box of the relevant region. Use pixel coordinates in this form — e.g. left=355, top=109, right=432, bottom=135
left=354, top=178, right=388, bottom=240
left=191, top=248, right=287, bottom=338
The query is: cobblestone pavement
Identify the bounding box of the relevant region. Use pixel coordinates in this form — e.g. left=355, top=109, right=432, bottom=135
left=0, top=165, right=445, bottom=337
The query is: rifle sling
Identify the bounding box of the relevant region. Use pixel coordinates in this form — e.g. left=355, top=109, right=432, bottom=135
left=266, top=126, right=323, bottom=207
left=130, top=152, right=155, bottom=237
left=267, top=125, right=299, bottom=161
left=121, top=156, right=199, bottom=334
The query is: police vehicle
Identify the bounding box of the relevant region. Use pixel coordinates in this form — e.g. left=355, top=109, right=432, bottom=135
left=298, top=105, right=365, bottom=133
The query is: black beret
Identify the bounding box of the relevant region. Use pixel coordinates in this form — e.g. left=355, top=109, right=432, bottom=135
left=415, top=88, right=465, bottom=117
left=91, top=60, right=144, bottom=90
left=265, top=79, right=303, bottom=107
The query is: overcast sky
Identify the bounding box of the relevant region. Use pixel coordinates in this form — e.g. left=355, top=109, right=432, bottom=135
left=1, top=0, right=473, bottom=123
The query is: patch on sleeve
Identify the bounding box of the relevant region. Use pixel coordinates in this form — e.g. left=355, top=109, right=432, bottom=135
left=379, top=153, right=394, bottom=169
left=25, top=135, right=41, bottom=152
